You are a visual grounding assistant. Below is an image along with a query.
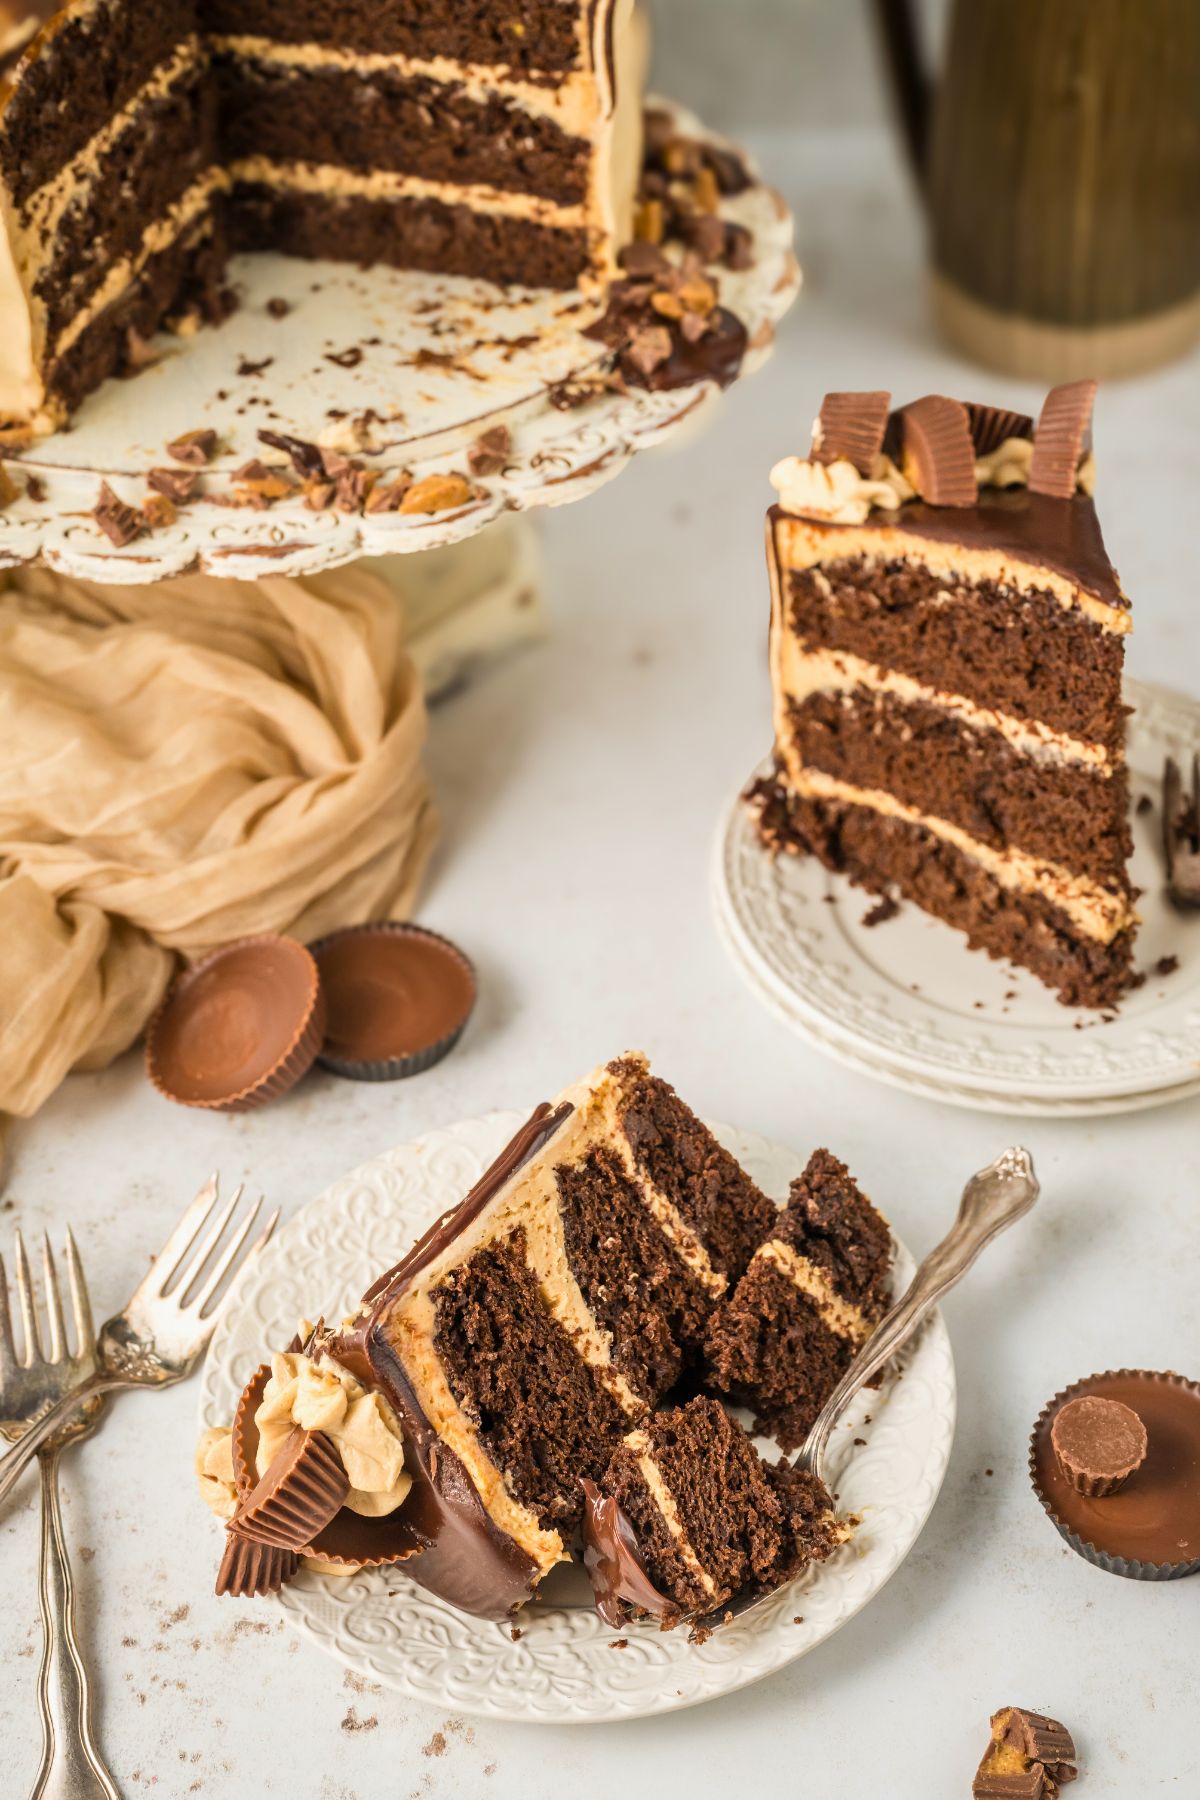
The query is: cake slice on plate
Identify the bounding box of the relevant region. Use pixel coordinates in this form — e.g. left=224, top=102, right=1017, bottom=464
left=207, top=1054, right=777, bottom=1618
left=704, top=1149, right=892, bottom=1451
left=582, top=1395, right=847, bottom=1631
left=751, top=381, right=1138, bottom=1007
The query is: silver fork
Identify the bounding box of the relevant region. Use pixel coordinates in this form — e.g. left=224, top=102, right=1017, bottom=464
left=0, top=1176, right=278, bottom=1511
left=0, top=1230, right=119, bottom=1798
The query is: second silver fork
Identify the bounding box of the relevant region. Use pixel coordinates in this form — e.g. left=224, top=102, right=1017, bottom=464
left=0, top=1231, right=119, bottom=1799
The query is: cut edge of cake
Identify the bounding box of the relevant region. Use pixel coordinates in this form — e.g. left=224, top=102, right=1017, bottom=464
left=0, top=0, right=648, bottom=437
left=704, top=1148, right=893, bottom=1451
left=582, top=1395, right=848, bottom=1633
left=752, top=382, right=1139, bottom=1010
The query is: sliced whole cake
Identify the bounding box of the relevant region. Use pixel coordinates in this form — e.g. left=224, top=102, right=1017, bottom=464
left=582, top=1396, right=846, bottom=1631
left=704, top=1149, right=892, bottom=1451
left=751, top=382, right=1138, bottom=1008
left=0, top=0, right=646, bottom=434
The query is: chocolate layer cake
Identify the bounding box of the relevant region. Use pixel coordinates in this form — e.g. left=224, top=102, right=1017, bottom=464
left=752, top=382, right=1139, bottom=1008
left=704, top=1150, right=892, bottom=1451
left=582, top=1395, right=846, bottom=1629
left=0, top=0, right=646, bottom=434
left=213, top=1054, right=777, bottom=1619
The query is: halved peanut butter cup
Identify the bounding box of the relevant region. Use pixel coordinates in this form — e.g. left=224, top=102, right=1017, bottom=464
left=215, top=1532, right=298, bottom=1598
left=230, top=1426, right=349, bottom=1551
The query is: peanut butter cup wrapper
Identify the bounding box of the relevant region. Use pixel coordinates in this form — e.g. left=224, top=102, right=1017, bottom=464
left=231, top=1363, right=273, bottom=1499
left=311, top=923, right=476, bottom=1082
left=216, top=1530, right=299, bottom=1598
left=1030, top=1370, right=1200, bottom=1580
left=147, top=935, right=325, bottom=1113
left=231, top=1426, right=349, bottom=1551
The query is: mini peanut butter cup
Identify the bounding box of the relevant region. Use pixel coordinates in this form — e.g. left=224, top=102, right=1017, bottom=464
left=230, top=1426, right=349, bottom=1551
left=215, top=1531, right=298, bottom=1598
left=147, top=935, right=325, bottom=1113
left=1030, top=1370, right=1200, bottom=1579
left=228, top=1356, right=418, bottom=1575
left=1051, top=1394, right=1148, bottom=1497
left=310, top=923, right=476, bottom=1081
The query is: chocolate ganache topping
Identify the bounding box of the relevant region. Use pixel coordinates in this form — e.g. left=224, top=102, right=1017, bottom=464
left=321, top=1100, right=576, bottom=1619
left=581, top=1479, right=675, bottom=1628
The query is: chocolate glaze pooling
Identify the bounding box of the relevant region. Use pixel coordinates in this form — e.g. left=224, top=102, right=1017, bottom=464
left=320, top=1100, right=577, bottom=1619
left=1031, top=1370, right=1200, bottom=1573
left=580, top=1479, right=675, bottom=1627
left=800, top=488, right=1125, bottom=613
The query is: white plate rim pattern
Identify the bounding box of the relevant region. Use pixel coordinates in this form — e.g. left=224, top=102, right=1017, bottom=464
left=714, top=678, right=1200, bottom=1109
left=198, top=1111, right=956, bottom=1723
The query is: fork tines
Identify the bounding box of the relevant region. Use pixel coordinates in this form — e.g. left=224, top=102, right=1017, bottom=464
left=0, top=1230, right=94, bottom=1371
left=148, top=1176, right=277, bottom=1320
left=1163, top=754, right=1200, bottom=906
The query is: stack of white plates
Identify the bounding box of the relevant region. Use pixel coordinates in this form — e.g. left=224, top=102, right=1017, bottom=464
left=714, top=679, right=1200, bottom=1117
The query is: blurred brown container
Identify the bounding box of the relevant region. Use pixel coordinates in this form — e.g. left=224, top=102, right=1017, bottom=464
left=874, top=0, right=1200, bottom=379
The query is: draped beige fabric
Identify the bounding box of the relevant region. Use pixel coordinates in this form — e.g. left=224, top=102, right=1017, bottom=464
left=0, top=562, right=437, bottom=1150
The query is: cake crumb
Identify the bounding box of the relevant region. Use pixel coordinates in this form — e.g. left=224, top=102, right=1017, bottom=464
left=985, top=1469, right=994, bottom=1477
left=341, top=1707, right=378, bottom=1734
left=1154, top=954, right=1180, bottom=978
left=266, top=297, right=291, bottom=318
left=852, top=1436, right=866, bottom=1446
left=792, top=1616, right=805, bottom=1625
left=861, top=895, right=899, bottom=928
left=1136, top=794, right=1153, bottom=816
left=422, top=1733, right=447, bottom=1759
left=79, top=1546, right=96, bottom=1563
left=237, top=354, right=274, bottom=378
left=509, top=1626, right=523, bottom=1642
left=609, top=1638, right=628, bottom=1650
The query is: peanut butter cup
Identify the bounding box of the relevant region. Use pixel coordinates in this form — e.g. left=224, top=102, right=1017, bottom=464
left=1051, top=1393, right=1147, bottom=1496
left=311, top=923, right=476, bottom=1081
left=230, top=1426, right=349, bottom=1551
left=1031, top=1370, right=1200, bottom=1579
left=146, top=936, right=325, bottom=1113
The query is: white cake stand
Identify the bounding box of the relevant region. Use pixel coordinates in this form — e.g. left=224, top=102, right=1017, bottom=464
left=0, top=99, right=799, bottom=587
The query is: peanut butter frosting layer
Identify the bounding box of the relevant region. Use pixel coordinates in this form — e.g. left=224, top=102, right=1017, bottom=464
left=771, top=506, right=1128, bottom=635
left=773, top=633, right=1115, bottom=774
left=754, top=1240, right=875, bottom=1345
left=776, top=761, right=1137, bottom=945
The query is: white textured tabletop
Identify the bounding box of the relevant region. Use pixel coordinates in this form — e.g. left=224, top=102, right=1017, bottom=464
left=3, top=114, right=1198, bottom=1798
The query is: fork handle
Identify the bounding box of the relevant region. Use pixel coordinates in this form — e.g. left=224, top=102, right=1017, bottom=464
left=0, top=1379, right=120, bottom=1514
left=30, top=1445, right=121, bottom=1800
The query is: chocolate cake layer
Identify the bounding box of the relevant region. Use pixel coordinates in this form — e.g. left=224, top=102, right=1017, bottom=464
left=34, top=74, right=218, bottom=344
left=613, top=1061, right=776, bottom=1282
left=602, top=1398, right=821, bottom=1616
left=432, top=1228, right=632, bottom=1534
left=753, top=777, right=1135, bottom=1008
left=46, top=222, right=227, bottom=419
left=215, top=57, right=592, bottom=205
left=784, top=689, right=1133, bottom=889
left=784, top=557, right=1127, bottom=755
left=203, top=2, right=587, bottom=73
left=1, top=1, right=198, bottom=209
left=228, top=183, right=590, bottom=288
left=556, top=1149, right=716, bottom=1402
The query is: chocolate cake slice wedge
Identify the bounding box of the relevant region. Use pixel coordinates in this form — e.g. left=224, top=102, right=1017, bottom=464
left=752, top=382, right=1139, bottom=1008
left=283, top=1054, right=774, bottom=1620
left=582, top=1395, right=847, bottom=1629
left=704, top=1149, right=892, bottom=1451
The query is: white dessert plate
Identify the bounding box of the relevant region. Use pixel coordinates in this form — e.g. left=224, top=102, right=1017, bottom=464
left=714, top=678, right=1200, bottom=1115
left=199, top=1112, right=956, bottom=1723
left=0, top=99, right=799, bottom=585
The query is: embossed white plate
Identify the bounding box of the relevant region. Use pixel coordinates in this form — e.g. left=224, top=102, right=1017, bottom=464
left=0, top=100, right=799, bottom=585
left=199, top=1113, right=955, bottom=1722
left=714, top=679, right=1200, bottom=1114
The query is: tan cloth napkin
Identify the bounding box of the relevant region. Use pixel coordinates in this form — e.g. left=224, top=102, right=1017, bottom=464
left=0, top=562, right=437, bottom=1152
